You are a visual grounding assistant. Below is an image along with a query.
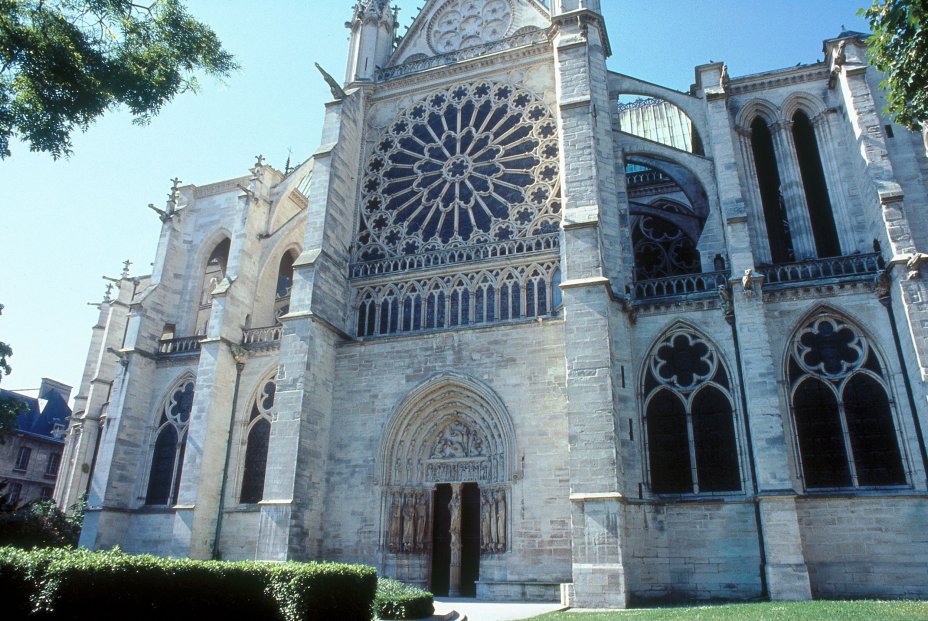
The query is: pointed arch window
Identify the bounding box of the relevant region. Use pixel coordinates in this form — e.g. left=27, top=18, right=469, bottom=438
left=197, top=238, right=230, bottom=334
left=274, top=250, right=297, bottom=324
left=750, top=117, right=794, bottom=264
left=145, top=379, right=194, bottom=506
left=791, top=111, right=841, bottom=258
left=240, top=378, right=275, bottom=504
left=644, top=329, right=741, bottom=494
left=788, top=314, right=906, bottom=489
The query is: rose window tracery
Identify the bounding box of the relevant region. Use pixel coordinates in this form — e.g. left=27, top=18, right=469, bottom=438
left=356, top=81, right=561, bottom=262
left=428, top=0, right=515, bottom=53
left=793, top=316, right=867, bottom=379
left=651, top=331, right=718, bottom=391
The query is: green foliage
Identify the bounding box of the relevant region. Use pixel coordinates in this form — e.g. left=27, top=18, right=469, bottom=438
left=529, top=600, right=928, bottom=621
left=0, top=546, right=378, bottom=621
left=0, top=497, right=85, bottom=548
left=374, top=578, right=434, bottom=620
left=0, top=303, right=24, bottom=440
left=862, top=0, right=928, bottom=130
left=0, top=0, right=237, bottom=158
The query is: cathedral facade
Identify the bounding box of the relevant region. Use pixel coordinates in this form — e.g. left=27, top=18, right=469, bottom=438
left=56, top=0, right=928, bottom=607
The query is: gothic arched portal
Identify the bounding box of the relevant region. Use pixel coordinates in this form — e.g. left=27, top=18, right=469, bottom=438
left=378, top=373, right=516, bottom=596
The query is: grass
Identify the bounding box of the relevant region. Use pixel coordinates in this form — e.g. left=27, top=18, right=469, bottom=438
left=525, top=600, right=928, bottom=620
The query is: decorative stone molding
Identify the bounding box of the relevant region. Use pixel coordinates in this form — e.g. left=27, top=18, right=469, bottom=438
left=379, top=373, right=517, bottom=487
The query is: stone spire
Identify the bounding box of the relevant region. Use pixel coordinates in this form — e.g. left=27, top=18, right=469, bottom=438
left=345, top=0, right=396, bottom=83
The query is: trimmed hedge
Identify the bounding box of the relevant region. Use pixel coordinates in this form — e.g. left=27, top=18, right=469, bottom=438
left=0, top=546, right=377, bottom=621
left=374, top=578, right=434, bottom=620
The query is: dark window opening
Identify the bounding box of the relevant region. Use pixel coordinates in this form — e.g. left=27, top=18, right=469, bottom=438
left=240, top=418, right=271, bottom=504
left=751, top=118, right=794, bottom=263
left=146, top=426, right=179, bottom=505
left=792, top=111, right=841, bottom=258
left=692, top=387, right=742, bottom=492
left=647, top=390, right=692, bottom=493
left=794, top=378, right=852, bottom=488
left=843, top=374, right=906, bottom=486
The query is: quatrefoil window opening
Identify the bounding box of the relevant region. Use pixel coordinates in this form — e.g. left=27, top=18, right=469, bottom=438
left=357, top=81, right=562, bottom=262
left=792, top=316, right=867, bottom=380
left=650, top=331, right=717, bottom=392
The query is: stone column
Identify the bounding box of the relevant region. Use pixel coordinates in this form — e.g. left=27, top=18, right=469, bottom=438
left=736, top=128, right=773, bottom=264
left=448, top=484, right=463, bottom=597
left=810, top=111, right=853, bottom=252
left=770, top=121, right=816, bottom=259
left=552, top=7, right=628, bottom=608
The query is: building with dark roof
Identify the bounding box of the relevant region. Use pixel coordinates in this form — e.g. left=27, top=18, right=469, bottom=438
left=1, top=379, right=71, bottom=507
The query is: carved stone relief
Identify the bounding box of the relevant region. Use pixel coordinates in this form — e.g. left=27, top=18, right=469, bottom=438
left=480, top=486, right=508, bottom=553
left=388, top=489, right=431, bottom=553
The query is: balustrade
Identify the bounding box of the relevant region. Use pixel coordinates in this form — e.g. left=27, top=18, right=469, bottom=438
left=760, top=253, right=882, bottom=286
left=157, top=336, right=203, bottom=356
left=243, top=326, right=283, bottom=347
left=631, top=271, right=728, bottom=302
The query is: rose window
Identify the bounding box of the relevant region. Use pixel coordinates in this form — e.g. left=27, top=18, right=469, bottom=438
left=428, top=0, right=515, bottom=53
left=357, top=81, right=561, bottom=262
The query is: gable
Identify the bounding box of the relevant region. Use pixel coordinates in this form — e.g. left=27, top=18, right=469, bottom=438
left=389, top=0, right=551, bottom=67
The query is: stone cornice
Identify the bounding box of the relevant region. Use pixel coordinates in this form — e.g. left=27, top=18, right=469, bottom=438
left=729, top=65, right=830, bottom=96
left=372, top=36, right=553, bottom=99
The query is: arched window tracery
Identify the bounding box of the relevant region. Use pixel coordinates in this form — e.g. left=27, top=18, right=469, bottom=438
left=788, top=313, right=906, bottom=489
left=145, top=379, right=195, bottom=506
left=643, top=328, right=741, bottom=495
left=626, top=162, right=706, bottom=280
left=240, top=377, right=276, bottom=504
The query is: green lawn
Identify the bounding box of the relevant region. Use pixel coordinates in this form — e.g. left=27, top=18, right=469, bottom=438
left=525, top=600, right=928, bottom=621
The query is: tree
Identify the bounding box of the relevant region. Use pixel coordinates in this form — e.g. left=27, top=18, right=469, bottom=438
left=0, top=0, right=237, bottom=158
left=862, top=0, right=928, bottom=131
left=0, top=304, right=24, bottom=439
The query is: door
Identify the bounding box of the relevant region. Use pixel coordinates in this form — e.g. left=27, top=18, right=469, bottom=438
left=430, top=484, right=451, bottom=596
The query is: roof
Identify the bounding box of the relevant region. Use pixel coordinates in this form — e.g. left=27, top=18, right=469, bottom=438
left=1, top=387, right=71, bottom=442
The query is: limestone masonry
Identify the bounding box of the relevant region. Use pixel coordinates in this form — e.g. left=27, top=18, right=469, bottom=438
left=56, top=0, right=928, bottom=607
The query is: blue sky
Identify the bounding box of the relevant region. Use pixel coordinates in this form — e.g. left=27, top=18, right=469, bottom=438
left=0, top=1, right=871, bottom=398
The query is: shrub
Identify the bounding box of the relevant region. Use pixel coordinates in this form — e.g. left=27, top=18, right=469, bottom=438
left=0, top=546, right=378, bottom=621
left=374, top=578, right=434, bottom=620
left=0, top=495, right=85, bottom=549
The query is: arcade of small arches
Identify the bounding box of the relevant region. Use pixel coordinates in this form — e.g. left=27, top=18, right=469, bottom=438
left=355, top=261, right=561, bottom=337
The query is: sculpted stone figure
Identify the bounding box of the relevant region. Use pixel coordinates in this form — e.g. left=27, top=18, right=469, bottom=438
left=389, top=492, right=402, bottom=552
left=480, top=490, right=494, bottom=552
left=415, top=491, right=429, bottom=552
left=495, top=489, right=507, bottom=551
left=402, top=494, right=416, bottom=552
left=449, top=489, right=462, bottom=548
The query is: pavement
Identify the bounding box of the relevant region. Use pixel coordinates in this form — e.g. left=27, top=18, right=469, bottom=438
left=429, top=598, right=566, bottom=621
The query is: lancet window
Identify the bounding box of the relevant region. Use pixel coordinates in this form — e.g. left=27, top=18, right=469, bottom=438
left=792, top=111, right=841, bottom=258
left=749, top=117, right=794, bottom=264
left=274, top=251, right=296, bottom=324
left=643, top=328, right=741, bottom=495
left=145, top=379, right=194, bottom=506
left=196, top=238, right=230, bottom=335
left=240, top=377, right=275, bottom=504
left=788, top=313, right=906, bottom=489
